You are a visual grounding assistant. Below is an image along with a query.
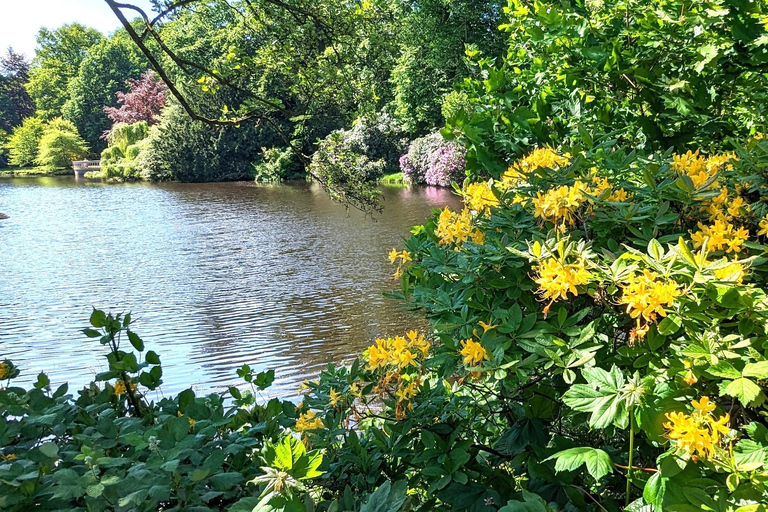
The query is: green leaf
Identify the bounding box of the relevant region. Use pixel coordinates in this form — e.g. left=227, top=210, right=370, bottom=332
left=360, top=480, right=408, bottom=512
left=145, top=351, right=160, bottom=365
left=83, top=328, right=101, bottom=338
left=127, top=331, right=144, bottom=351
left=723, top=377, right=761, bottom=406
left=39, top=442, right=58, bottom=459
left=643, top=472, right=666, bottom=509
left=707, top=361, right=741, bottom=379
left=562, top=365, right=627, bottom=429
left=546, top=447, right=614, bottom=482
left=743, top=361, right=768, bottom=379
left=86, top=483, right=105, bottom=498
left=90, top=308, right=107, bottom=328
left=191, top=468, right=210, bottom=482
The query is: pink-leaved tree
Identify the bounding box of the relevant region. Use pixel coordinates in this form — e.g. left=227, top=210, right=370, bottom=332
left=103, top=70, right=168, bottom=137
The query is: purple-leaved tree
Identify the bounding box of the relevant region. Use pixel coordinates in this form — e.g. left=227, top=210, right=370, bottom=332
left=103, top=70, right=167, bottom=137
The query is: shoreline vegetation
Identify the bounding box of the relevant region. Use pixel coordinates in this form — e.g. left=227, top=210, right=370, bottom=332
left=3, top=0, right=768, bottom=510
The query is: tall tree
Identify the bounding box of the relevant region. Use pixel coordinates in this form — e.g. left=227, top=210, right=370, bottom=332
left=62, top=32, right=146, bottom=151
left=104, top=69, right=168, bottom=132
left=25, top=23, right=104, bottom=119
left=0, top=48, right=35, bottom=132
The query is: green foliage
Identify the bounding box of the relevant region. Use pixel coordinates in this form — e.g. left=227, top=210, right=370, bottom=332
left=391, top=0, right=507, bottom=133
left=62, top=31, right=145, bottom=151
left=7, top=116, right=44, bottom=166
left=299, top=137, right=768, bottom=510
left=449, top=0, right=768, bottom=176
left=98, top=121, right=149, bottom=181
left=0, top=309, right=310, bottom=511
left=34, top=117, right=89, bottom=169
left=252, top=146, right=303, bottom=182
left=25, top=23, right=103, bottom=120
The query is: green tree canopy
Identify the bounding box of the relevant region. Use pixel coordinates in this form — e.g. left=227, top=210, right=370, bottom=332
left=7, top=116, right=45, bottom=166
left=25, top=23, right=103, bottom=120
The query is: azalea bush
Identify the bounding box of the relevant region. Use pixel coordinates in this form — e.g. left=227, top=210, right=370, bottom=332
left=399, top=132, right=467, bottom=186
left=300, top=136, right=768, bottom=510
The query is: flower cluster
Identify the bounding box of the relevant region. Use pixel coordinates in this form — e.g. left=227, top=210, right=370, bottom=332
left=388, top=248, right=412, bottom=278
left=534, top=258, right=592, bottom=309
left=459, top=339, right=488, bottom=366
left=619, top=270, right=680, bottom=341
left=399, top=133, right=466, bottom=186
left=114, top=380, right=137, bottom=396
left=691, top=219, right=749, bottom=253
left=532, top=180, right=589, bottom=226
left=295, top=410, right=324, bottom=432
left=364, top=331, right=430, bottom=371
left=664, top=397, right=731, bottom=460
left=0, top=362, right=9, bottom=380
left=435, top=207, right=485, bottom=248
left=462, top=181, right=499, bottom=215
left=712, top=260, right=746, bottom=284
left=702, top=186, right=749, bottom=222
left=500, top=147, right=571, bottom=189
left=671, top=150, right=735, bottom=190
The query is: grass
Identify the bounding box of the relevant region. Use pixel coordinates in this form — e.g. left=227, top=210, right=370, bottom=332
left=379, top=172, right=408, bottom=185
left=0, top=166, right=71, bottom=177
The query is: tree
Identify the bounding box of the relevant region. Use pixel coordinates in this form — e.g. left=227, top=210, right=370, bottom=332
left=25, top=24, right=103, bottom=119
left=104, top=70, right=168, bottom=133
left=0, top=48, right=35, bottom=132
left=7, top=116, right=44, bottom=166
left=62, top=32, right=146, bottom=151
left=35, top=118, right=89, bottom=169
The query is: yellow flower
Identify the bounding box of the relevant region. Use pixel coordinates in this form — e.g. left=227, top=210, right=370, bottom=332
left=463, top=181, right=499, bottom=215
left=435, top=207, right=485, bottom=248
left=664, top=397, right=730, bottom=461
left=757, top=214, right=768, bottom=237
left=114, top=380, right=137, bottom=396
left=713, top=260, right=745, bottom=284
left=691, top=220, right=749, bottom=253
left=608, top=188, right=631, bottom=202
left=4, top=453, right=16, bottom=460
left=400, top=251, right=412, bottom=263
left=329, top=388, right=341, bottom=407
left=388, top=248, right=399, bottom=264
left=683, top=369, right=698, bottom=386
left=459, top=339, right=488, bottom=366
left=692, top=396, right=716, bottom=414
left=395, top=379, right=420, bottom=402
left=0, top=362, right=8, bottom=380
left=534, top=258, right=592, bottom=304
left=478, top=320, right=498, bottom=333
left=295, top=410, right=324, bottom=432
left=349, top=382, right=362, bottom=397
left=501, top=147, right=571, bottom=190
left=397, top=349, right=418, bottom=368
left=532, top=180, right=588, bottom=225
left=619, top=270, right=680, bottom=341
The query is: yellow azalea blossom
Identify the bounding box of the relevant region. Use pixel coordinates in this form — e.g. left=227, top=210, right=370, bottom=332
left=400, top=251, right=412, bottom=263
left=664, top=397, right=730, bottom=461
left=435, top=207, right=485, bottom=248
left=713, top=261, right=745, bottom=284
left=0, top=362, right=8, bottom=380
left=478, top=320, right=498, bottom=333
left=672, top=150, right=716, bottom=189
left=459, top=339, right=488, bottom=366
left=608, top=188, right=631, bottom=202
left=683, top=369, right=698, bottom=386
left=395, top=379, right=420, bottom=402
left=532, top=180, right=588, bottom=226
left=5, top=453, right=16, bottom=460
left=692, top=396, right=716, bottom=414
left=691, top=220, right=749, bottom=253
left=364, top=331, right=429, bottom=370
left=758, top=214, right=768, bottom=237
left=114, top=380, right=137, bottom=396
left=295, top=410, right=324, bottom=432
left=398, top=349, right=417, bottom=368
left=619, top=270, right=680, bottom=341
left=349, top=382, right=361, bottom=397
left=388, top=248, right=399, bottom=264
left=534, top=258, right=592, bottom=306
left=463, top=181, right=499, bottom=215
left=499, top=147, right=570, bottom=190
left=329, top=388, right=341, bottom=407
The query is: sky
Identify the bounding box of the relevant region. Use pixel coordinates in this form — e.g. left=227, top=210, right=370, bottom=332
left=0, top=0, right=155, bottom=59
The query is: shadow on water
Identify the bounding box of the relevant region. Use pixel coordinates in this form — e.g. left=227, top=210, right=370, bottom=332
left=0, top=177, right=459, bottom=398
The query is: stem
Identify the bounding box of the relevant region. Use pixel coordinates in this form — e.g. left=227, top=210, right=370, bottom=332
left=626, top=408, right=635, bottom=507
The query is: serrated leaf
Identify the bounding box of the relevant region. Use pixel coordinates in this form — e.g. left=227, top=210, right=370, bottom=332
left=723, top=377, right=761, bottom=406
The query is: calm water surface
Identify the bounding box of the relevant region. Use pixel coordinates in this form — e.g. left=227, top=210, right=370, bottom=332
left=0, top=177, right=459, bottom=398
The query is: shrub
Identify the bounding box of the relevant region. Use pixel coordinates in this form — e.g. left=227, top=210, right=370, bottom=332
left=7, top=117, right=44, bottom=166
left=34, top=118, right=89, bottom=169
left=449, top=0, right=768, bottom=176
left=97, top=121, right=149, bottom=181
left=252, top=146, right=303, bottom=182
left=399, top=132, right=466, bottom=186
left=302, top=136, right=768, bottom=510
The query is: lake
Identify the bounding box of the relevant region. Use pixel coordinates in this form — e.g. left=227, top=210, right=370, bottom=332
left=0, top=177, right=459, bottom=398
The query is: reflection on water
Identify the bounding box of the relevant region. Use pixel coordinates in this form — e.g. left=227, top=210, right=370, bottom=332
left=0, top=177, right=459, bottom=397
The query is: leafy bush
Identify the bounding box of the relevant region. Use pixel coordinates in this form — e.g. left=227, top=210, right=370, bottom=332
left=301, top=137, right=768, bottom=510
left=399, top=132, right=466, bottom=186
left=252, top=146, right=303, bottom=182
left=34, top=118, right=89, bottom=169
left=449, top=0, right=768, bottom=176
left=98, top=121, right=149, bottom=181
left=7, top=116, right=44, bottom=166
